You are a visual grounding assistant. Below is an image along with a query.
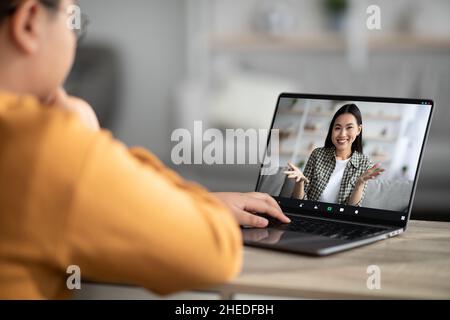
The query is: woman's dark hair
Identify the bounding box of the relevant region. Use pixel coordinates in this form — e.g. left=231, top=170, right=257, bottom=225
left=324, top=103, right=364, bottom=154
left=0, top=0, right=60, bottom=23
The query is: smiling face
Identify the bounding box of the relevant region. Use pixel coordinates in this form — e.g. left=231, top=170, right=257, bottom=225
left=331, top=113, right=362, bottom=154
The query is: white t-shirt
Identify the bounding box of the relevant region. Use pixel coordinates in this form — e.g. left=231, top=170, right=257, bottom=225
left=319, top=158, right=350, bottom=203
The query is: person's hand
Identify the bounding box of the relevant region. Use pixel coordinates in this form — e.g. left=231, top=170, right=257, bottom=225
left=357, top=163, right=385, bottom=185
left=213, top=192, right=291, bottom=228
left=44, top=87, right=100, bottom=131
left=283, top=162, right=309, bottom=184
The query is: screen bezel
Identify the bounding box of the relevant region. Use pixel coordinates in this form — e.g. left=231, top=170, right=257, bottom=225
left=255, top=92, right=434, bottom=229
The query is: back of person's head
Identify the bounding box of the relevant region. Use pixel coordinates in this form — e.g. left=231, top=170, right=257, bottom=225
left=1, top=1, right=61, bottom=23
left=0, top=0, right=76, bottom=101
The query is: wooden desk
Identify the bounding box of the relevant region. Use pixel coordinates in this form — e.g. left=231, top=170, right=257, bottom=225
left=212, top=220, right=450, bottom=299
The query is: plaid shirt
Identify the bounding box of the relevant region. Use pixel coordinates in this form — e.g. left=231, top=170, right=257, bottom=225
left=300, top=147, right=372, bottom=206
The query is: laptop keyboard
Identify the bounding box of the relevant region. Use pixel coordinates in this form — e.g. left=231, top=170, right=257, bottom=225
left=267, top=215, right=388, bottom=241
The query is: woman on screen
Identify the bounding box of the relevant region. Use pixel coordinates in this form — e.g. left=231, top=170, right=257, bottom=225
left=284, top=104, right=384, bottom=206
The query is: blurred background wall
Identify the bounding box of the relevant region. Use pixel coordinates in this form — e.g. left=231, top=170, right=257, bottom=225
left=72, top=0, right=186, bottom=158
left=69, top=0, right=450, bottom=299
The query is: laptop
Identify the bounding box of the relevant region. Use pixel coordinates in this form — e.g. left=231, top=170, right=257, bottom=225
left=243, top=93, right=434, bottom=256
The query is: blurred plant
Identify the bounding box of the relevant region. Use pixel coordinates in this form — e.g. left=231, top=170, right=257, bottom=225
left=288, top=98, right=298, bottom=110
left=402, top=165, right=408, bottom=176
left=297, top=160, right=306, bottom=170
left=322, top=0, right=348, bottom=31
left=323, top=0, right=348, bottom=14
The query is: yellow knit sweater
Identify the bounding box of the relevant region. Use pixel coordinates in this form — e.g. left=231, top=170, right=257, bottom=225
left=0, top=92, right=242, bottom=299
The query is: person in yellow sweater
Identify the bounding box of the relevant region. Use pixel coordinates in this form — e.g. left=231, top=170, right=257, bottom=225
left=0, top=0, right=290, bottom=299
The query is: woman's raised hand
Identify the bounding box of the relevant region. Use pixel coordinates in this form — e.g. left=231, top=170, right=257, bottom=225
left=358, top=163, right=385, bottom=184
left=283, top=162, right=309, bottom=184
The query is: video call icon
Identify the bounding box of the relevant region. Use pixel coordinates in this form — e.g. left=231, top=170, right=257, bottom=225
left=339, top=208, right=344, bottom=213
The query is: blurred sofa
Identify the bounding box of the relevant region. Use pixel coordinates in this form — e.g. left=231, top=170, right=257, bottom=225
left=363, top=179, right=413, bottom=212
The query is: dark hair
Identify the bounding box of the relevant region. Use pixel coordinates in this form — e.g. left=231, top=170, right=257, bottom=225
left=324, top=103, right=364, bottom=154
left=0, top=0, right=61, bottom=23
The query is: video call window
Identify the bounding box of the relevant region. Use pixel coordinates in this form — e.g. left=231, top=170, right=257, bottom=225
left=257, top=97, right=432, bottom=213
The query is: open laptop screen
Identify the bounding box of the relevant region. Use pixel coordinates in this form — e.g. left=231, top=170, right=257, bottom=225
left=256, top=93, right=433, bottom=228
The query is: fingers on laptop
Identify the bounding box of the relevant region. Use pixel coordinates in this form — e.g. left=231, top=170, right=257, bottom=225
left=238, top=210, right=269, bottom=228
left=249, top=192, right=281, bottom=211
left=245, top=193, right=291, bottom=224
